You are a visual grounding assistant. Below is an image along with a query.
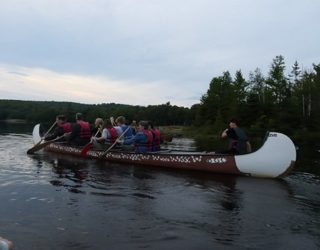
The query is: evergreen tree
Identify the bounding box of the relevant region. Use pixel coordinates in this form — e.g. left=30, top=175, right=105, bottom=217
left=248, top=68, right=265, bottom=104
left=266, top=55, right=288, bottom=104
left=233, top=70, right=248, bottom=104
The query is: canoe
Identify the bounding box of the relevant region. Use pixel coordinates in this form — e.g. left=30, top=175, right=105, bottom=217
left=29, top=125, right=296, bottom=178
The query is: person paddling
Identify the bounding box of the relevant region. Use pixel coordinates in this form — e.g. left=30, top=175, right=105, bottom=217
left=149, top=122, right=161, bottom=152
left=43, top=115, right=71, bottom=141
left=68, top=113, right=91, bottom=146
left=91, top=119, right=118, bottom=149
left=92, top=117, right=103, bottom=136
left=133, top=121, right=153, bottom=153
left=115, top=116, right=134, bottom=145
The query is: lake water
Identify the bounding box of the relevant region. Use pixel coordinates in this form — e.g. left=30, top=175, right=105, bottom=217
left=0, top=123, right=319, bottom=250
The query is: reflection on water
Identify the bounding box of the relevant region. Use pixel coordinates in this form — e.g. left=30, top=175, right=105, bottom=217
left=161, top=137, right=197, bottom=151
left=0, top=131, right=320, bottom=249
left=0, top=122, right=35, bottom=135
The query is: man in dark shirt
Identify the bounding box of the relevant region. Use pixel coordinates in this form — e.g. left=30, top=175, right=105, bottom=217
left=221, top=118, right=251, bottom=154
left=44, top=115, right=71, bottom=141
left=68, top=113, right=91, bottom=146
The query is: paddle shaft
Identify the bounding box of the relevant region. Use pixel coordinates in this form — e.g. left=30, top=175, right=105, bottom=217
left=80, top=127, right=102, bottom=156
left=31, top=121, right=57, bottom=148
left=27, top=133, right=70, bottom=154
left=43, top=121, right=58, bottom=138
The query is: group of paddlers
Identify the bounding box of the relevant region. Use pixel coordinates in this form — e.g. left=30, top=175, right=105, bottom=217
left=43, top=113, right=161, bottom=153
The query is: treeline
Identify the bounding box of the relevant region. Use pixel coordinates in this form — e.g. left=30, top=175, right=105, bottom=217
left=193, top=55, right=320, bottom=139
left=1, top=55, right=319, bottom=139
left=0, top=100, right=192, bottom=126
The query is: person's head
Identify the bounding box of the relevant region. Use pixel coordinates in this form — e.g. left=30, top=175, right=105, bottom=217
left=149, top=121, right=154, bottom=129
left=94, top=118, right=103, bottom=128
left=229, top=118, right=238, bottom=128
left=115, top=116, right=126, bottom=125
left=56, top=115, right=67, bottom=125
left=76, top=113, right=83, bottom=121
left=103, top=119, right=113, bottom=129
left=138, top=121, right=149, bottom=130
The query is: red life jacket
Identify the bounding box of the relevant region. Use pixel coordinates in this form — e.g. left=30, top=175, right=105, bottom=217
left=77, top=120, right=91, bottom=139
left=151, top=128, right=160, bottom=144
left=151, top=128, right=161, bottom=151
left=59, top=122, right=71, bottom=133
left=107, top=127, right=118, bottom=143
left=144, top=130, right=153, bottom=151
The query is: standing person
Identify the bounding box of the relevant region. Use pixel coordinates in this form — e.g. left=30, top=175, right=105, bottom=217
left=44, top=115, right=71, bottom=141
left=68, top=113, right=91, bottom=146
left=221, top=118, right=251, bottom=155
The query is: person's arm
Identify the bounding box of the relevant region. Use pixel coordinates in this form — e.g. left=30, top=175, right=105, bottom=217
left=221, top=128, right=229, bottom=139
left=94, top=128, right=108, bottom=143
left=68, top=123, right=80, bottom=141
left=246, top=141, right=252, bottom=153
left=44, top=127, right=62, bottom=141
left=133, top=132, right=142, bottom=144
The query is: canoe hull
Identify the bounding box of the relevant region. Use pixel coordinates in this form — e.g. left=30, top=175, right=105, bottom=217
left=45, top=143, right=244, bottom=176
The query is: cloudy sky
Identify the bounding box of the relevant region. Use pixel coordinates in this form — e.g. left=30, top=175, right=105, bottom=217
left=0, top=0, right=319, bottom=107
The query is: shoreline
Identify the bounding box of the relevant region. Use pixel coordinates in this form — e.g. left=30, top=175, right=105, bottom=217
left=0, top=119, right=27, bottom=124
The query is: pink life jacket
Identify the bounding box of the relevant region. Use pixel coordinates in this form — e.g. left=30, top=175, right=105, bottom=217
left=59, top=122, right=71, bottom=133
left=77, top=120, right=91, bottom=139
left=107, top=127, right=118, bottom=143
left=144, top=130, right=153, bottom=151
left=151, top=128, right=161, bottom=151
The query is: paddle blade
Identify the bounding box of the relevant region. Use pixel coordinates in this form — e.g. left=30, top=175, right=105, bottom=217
left=32, top=124, right=42, bottom=144
left=80, top=142, right=93, bottom=156
left=27, top=134, right=67, bottom=155
left=27, top=140, right=52, bottom=154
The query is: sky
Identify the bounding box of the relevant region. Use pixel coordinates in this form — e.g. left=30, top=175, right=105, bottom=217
left=0, top=0, right=319, bottom=108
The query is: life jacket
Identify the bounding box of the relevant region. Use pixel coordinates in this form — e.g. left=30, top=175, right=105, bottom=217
left=151, top=128, right=161, bottom=151
left=77, top=120, right=91, bottom=139
left=144, top=130, right=153, bottom=152
left=134, top=130, right=153, bottom=153
left=59, top=122, right=72, bottom=133
left=120, top=124, right=133, bottom=139
left=107, top=127, right=118, bottom=143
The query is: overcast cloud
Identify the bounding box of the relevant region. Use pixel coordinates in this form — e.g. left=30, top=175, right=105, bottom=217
left=0, top=0, right=319, bottom=107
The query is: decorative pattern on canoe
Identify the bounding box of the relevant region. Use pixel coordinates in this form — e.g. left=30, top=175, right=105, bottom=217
left=46, top=143, right=243, bottom=175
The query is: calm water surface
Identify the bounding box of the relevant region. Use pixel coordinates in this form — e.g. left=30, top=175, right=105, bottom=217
left=0, top=124, right=319, bottom=250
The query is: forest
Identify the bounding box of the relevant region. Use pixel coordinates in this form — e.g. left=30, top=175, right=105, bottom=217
left=1, top=55, right=319, bottom=141
left=194, top=55, right=320, bottom=141
left=0, top=100, right=193, bottom=126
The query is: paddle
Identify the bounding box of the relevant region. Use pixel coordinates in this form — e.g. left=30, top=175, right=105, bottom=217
left=27, top=133, right=70, bottom=154
left=32, top=124, right=42, bottom=144
left=27, top=121, right=57, bottom=154
left=80, top=127, right=102, bottom=156
left=37, top=121, right=57, bottom=144
left=99, top=126, right=130, bottom=159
